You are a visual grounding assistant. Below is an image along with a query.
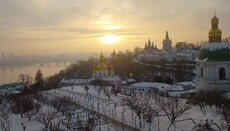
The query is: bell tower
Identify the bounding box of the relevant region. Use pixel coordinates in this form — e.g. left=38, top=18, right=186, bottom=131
left=208, top=13, right=222, bottom=43
left=162, top=31, right=172, bottom=51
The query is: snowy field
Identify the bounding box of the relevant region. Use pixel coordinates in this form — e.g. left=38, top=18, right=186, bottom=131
left=48, top=85, right=225, bottom=131
left=1, top=85, right=226, bottom=131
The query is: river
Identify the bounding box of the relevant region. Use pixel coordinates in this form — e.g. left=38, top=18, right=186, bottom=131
left=0, top=62, right=71, bottom=85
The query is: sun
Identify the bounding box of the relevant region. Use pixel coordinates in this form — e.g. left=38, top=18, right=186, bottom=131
left=100, top=35, right=121, bottom=44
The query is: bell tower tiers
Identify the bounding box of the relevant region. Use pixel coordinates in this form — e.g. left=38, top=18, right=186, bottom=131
left=208, top=13, right=222, bottom=43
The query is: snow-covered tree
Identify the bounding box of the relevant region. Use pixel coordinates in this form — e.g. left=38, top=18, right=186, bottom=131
left=154, top=96, right=191, bottom=131
left=0, top=100, right=12, bottom=131
left=24, top=102, right=41, bottom=120
left=35, top=108, right=57, bottom=129
left=122, top=95, right=150, bottom=128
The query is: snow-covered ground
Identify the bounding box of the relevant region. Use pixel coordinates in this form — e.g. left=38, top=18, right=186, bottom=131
left=48, top=85, right=224, bottom=131
left=4, top=85, right=226, bottom=131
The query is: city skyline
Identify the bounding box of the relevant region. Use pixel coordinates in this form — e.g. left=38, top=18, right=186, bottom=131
left=1, top=0, right=230, bottom=55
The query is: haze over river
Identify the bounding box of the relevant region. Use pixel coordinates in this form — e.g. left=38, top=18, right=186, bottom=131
left=0, top=62, right=70, bottom=85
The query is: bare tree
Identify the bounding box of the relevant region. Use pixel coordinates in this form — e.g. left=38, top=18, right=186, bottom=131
left=35, top=108, right=57, bottom=128
left=111, top=85, right=121, bottom=96
left=90, top=79, right=107, bottom=97
left=74, top=112, right=97, bottom=131
left=142, top=101, right=161, bottom=131
left=59, top=111, right=97, bottom=131
left=18, top=74, right=33, bottom=89
left=97, top=85, right=104, bottom=97
left=50, top=96, right=75, bottom=115
left=154, top=96, right=191, bottom=131
left=0, top=100, right=12, bottom=131
left=24, top=102, right=42, bottom=120
left=84, top=85, right=89, bottom=95
left=190, top=89, right=230, bottom=130
left=122, top=95, right=150, bottom=128
left=10, top=95, right=34, bottom=118
left=215, top=98, right=230, bottom=131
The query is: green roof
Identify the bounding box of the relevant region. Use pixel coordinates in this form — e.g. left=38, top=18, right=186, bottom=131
left=198, top=43, right=230, bottom=61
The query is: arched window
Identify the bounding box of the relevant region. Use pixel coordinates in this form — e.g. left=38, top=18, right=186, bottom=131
left=201, top=67, right=203, bottom=77
left=219, top=68, right=226, bottom=80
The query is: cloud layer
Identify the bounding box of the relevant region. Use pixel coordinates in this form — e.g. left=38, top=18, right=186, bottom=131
left=0, top=0, right=230, bottom=54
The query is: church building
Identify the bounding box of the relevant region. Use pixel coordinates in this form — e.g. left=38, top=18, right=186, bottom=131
left=162, top=31, right=172, bottom=51
left=195, top=14, right=230, bottom=91
left=92, top=53, right=121, bottom=85
left=144, top=39, right=158, bottom=54
left=92, top=53, right=115, bottom=78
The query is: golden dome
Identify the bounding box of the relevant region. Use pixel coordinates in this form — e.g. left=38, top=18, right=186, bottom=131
left=100, top=53, right=105, bottom=63
left=208, top=14, right=222, bottom=43
left=96, top=53, right=108, bottom=70
left=211, top=15, right=219, bottom=23
left=97, top=63, right=108, bottom=70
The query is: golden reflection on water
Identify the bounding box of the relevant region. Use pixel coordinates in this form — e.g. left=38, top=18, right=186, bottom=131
left=0, top=62, right=69, bottom=85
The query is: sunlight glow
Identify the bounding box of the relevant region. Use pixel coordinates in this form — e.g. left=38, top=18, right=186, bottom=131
left=105, top=25, right=121, bottom=30
left=100, top=35, right=121, bottom=44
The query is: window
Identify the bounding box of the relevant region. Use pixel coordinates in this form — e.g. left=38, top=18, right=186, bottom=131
left=201, top=67, right=203, bottom=77
left=219, top=68, right=226, bottom=80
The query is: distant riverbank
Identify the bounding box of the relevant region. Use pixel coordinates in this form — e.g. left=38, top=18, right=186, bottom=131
left=0, top=62, right=70, bottom=85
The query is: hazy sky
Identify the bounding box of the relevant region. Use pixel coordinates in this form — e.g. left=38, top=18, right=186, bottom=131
left=0, top=0, right=230, bottom=55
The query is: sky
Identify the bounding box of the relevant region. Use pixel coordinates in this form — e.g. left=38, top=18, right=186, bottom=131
left=0, top=0, right=230, bottom=55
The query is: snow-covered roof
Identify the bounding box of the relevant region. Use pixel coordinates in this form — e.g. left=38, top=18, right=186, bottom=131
left=176, top=81, right=195, bottom=87
left=122, top=81, right=127, bottom=85
left=126, top=79, right=136, bottom=83
left=61, top=79, right=91, bottom=84
left=167, top=85, right=184, bottom=91
left=101, top=76, right=122, bottom=82
left=11, top=90, right=21, bottom=94
left=131, top=82, right=171, bottom=91
left=200, top=43, right=230, bottom=51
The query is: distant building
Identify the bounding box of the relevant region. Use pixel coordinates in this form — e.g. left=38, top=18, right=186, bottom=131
left=91, top=52, right=121, bottom=85
left=61, top=52, right=121, bottom=86
left=144, top=39, right=158, bottom=54
left=136, top=32, right=197, bottom=62
left=111, top=49, right=117, bottom=59
left=162, top=31, right=172, bottom=51
left=195, top=14, right=230, bottom=91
